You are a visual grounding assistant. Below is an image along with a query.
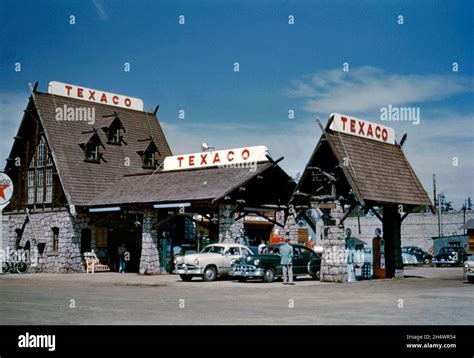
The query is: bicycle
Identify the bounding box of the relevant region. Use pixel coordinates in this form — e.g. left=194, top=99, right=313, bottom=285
left=1, top=260, right=29, bottom=274
left=1, top=249, right=30, bottom=274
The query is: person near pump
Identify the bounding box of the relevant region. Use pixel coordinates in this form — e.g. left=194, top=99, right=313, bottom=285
left=280, top=234, right=294, bottom=285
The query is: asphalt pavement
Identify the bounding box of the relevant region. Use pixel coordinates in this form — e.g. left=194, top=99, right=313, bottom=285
left=0, top=266, right=472, bottom=325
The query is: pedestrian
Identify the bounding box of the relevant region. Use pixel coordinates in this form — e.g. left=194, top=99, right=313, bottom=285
left=118, top=244, right=127, bottom=273
left=173, top=245, right=182, bottom=257
left=124, top=247, right=130, bottom=272
left=280, top=234, right=294, bottom=285
left=258, top=240, right=266, bottom=254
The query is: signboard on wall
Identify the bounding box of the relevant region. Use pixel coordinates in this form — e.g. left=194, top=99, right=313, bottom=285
left=163, top=146, right=269, bottom=171
left=329, top=113, right=396, bottom=145
left=48, top=81, right=144, bottom=111
left=0, top=173, right=13, bottom=208
left=96, top=227, right=108, bottom=248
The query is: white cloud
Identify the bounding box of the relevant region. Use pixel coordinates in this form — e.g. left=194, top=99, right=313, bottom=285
left=287, top=67, right=474, bottom=208
left=289, top=66, right=473, bottom=114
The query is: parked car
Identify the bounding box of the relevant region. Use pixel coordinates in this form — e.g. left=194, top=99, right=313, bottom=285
left=174, top=243, right=253, bottom=282
left=463, top=255, right=474, bottom=283
left=401, top=246, right=432, bottom=264
left=402, top=252, right=419, bottom=266
left=432, top=246, right=468, bottom=267
left=230, top=243, right=321, bottom=283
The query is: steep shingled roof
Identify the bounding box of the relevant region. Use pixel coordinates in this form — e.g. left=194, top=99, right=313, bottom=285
left=295, top=119, right=432, bottom=208
left=31, top=90, right=172, bottom=206
left=327, top=131, right=431, bottom=206
left=88, top=162, right=294, bottom=207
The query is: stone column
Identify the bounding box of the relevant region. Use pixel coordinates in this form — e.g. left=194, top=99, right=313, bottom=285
left=218, top=204, right=234, bottom=242
left=320, top=201, right=348, bottom=283
left=229, top=218, right=244, bottom=239
left=139, top=211, right=160, bottom=274
left=284, top=214, right=299, bottom=243
left=383, top=205, right=404, bottom=278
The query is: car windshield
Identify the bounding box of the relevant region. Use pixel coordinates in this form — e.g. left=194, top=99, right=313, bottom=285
left=201, top=246, right=225, bottom=254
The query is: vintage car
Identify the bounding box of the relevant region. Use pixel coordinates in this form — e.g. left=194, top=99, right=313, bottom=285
left=174, top=243, right=253, bottom=282
left=402, top=252, right=419, bottom=266
left=463, top=255, right=474, bottom=283
left=230, top=243, right=321, bottom=283
left=432, top=246, right=468, bottom=267
left=401, top=246, right=432, bottom=264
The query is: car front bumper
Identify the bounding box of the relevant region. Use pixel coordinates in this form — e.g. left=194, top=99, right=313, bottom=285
left=433, top=259, right=459, bottom=265
left=175, top=264, right=204, bottom=275
left=231, top=265, right=264, bottom=278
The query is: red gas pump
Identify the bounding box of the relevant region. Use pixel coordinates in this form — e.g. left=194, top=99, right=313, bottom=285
left=372, top=228, right=386, bottom=279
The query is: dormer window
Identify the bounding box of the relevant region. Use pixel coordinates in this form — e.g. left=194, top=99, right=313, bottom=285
left=99, top=113, right=125, bottom=145
left=79, top=131, right=104, bottom=163
left=108, top=126, right=120, bottom=144
left=137, top=140, right=161, bottom=169
left=143, top=150, right=157, bottom=168
left=85, top=142, right=99, bottom=161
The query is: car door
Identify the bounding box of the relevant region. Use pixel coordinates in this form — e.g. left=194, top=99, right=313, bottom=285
left=298, top=246, right=315, bottom=275
left=292, top=246, right=305, bottom=275
left=222, top=247, right=241, bottom=273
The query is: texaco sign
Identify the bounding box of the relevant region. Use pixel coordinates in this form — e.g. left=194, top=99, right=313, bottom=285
left=48, top=81, right=144, bottom=111
left=0, top=172, right=13, bottom=208
left=163, top=146, right=269, bottom=171
left=329, top=113, right=396, bottom=145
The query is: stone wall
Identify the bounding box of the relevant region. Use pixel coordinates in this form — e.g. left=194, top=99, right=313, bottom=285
left=344, top=212, right=473, bottom=251
left=139, top=210, right=160, bottom=274
left=5, top=210, right=83, bottom=273
left=219, top=204, right=234, bottom=242
left=320, top=202, right=348, bottom=283
left=4, top=209, right=164, bottom=274
left=284, top=214, right=299, bottom=243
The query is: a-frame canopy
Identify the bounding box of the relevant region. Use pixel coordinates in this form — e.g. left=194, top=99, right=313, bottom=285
left=294, top=114, right=432, bottom=211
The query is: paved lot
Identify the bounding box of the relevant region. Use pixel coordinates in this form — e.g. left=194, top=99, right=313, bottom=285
left=0, top=267, right=472, bottom=325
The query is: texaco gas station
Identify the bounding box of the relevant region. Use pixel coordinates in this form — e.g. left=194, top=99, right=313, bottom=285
left=1, top=82, right=432, bottom=281
left=292, top=113, right=432, bottom=281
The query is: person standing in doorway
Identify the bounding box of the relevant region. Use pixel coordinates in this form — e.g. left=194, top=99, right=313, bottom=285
left=124, top=247, right=130, bottom=273
left=118, top=244, right=127, bottom=273
left=280, top=234, right=294, bottom=285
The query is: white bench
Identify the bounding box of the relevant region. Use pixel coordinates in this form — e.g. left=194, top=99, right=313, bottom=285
left=84, top=251, right=110, bottom=273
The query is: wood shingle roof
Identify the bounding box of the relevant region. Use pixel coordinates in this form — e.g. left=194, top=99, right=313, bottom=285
left=294, top=116, right=432, bottom=209
left=32, top=91, right=172, bottom=206
left=88, top=163, right=281, bottom=207
left=327, top=131, right=431, bottom=206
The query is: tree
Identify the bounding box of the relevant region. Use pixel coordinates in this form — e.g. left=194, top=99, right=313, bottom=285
left=412, top=205, right=430, bottom=213
left=440, top=194, right=453, bottom=213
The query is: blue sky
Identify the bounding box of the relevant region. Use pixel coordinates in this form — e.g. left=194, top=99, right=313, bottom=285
left=0, top=0, right=473, bottom=208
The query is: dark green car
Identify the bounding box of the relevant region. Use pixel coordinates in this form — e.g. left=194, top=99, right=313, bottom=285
left=230, top=243, right=321, bottom=283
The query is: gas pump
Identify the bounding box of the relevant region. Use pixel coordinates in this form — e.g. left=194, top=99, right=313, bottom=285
left=372, top=228, right=386, bottom=279
left=346, top=228, right=356, bottom=282
left=159, top=231, right=173, bottom=273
